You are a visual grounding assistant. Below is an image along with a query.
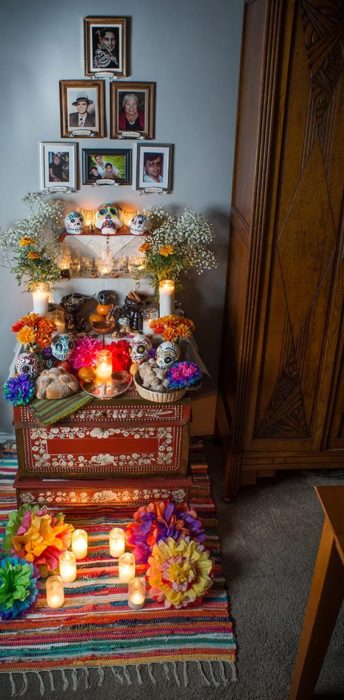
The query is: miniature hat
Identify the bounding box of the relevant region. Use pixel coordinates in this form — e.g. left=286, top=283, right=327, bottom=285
left=72, top=93, right=93, bottom=106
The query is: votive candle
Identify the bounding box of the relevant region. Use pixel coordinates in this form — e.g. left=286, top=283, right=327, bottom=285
left=46, top=575, right=64, bottom=609
left=59, top=550, right=77, bottom=583
left=118, top=552, right=135, bottom=582
left=109, top=528, right=126, bottom=558
left=128, top=577, right=146, bottom=610
left=159, top=280, right=175, bottom=316
left=71, top=529, right=88, bottom=560
left=95, top=349, right=113, bottom=385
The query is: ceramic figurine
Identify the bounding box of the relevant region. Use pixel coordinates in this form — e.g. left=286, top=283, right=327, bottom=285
left=156, top=341, right=180, bottom=369
left=95, top=203, right=122, bottom=235
left=16, top=352, right=41, bottom=379
left=64, top=211, right=84, bottom=234
left=51, top=333, right=75, bottom=361
left=130, top=214, right=149, bottom=235
left=130, top=334, right=152, bottom=363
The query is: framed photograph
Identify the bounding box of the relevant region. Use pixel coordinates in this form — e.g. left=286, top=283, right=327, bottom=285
left=82, top=149, right=132, bottom=186
left=136, top=144, right=173, bottom=192
left=40, top=142, right=78, bottom=191
left=84, top=16, right=129, bottom=77
left=110, top=82, right=155, bottom=139
left=59, top=80, right=105, bottom=138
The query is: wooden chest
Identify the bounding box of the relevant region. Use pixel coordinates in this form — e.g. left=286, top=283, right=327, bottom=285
left=13, top=397, right=191, bottom=479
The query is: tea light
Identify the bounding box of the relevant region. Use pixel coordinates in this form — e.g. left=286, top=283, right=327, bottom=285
left=118, top=552, right=135, bottom=582
left=59, top=550, right=77, bottom=583
left=71, top=529, right=88, bottom=560
left=109, top=527, right=126, bottom=558
left=46, top=575, right=64, bottom=609
left=95, top=349, right=113, bottom=386
left=32, top=283, right=50, bottom=316
left=159, top=280, right=175, bottom=316
left=128, top=577, right=146, bottom=610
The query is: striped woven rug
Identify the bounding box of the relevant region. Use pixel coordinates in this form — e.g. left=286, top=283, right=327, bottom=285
left=0, top=441, right=237, bottom=694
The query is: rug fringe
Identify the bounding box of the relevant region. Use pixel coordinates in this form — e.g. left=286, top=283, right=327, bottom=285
left=2, top=661, right=237, bottom=695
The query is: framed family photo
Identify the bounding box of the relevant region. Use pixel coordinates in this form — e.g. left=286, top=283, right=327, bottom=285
left=84, top=17, right=129, bottom=77
left=136, top=144, right=173, bottom=192
left=82, top=149, right=132, bottom=185
left=110, top=82, right=155, bottom=139
left=59, top=80, right=105, bottom=138
left=40, top=142, right=78, bottom=191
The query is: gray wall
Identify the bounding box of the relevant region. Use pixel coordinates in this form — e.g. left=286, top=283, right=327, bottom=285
left=0, top=0, right=243, bottom=434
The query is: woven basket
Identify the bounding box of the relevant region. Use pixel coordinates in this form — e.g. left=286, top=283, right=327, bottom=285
left=134, top=372, right=186, bottom=403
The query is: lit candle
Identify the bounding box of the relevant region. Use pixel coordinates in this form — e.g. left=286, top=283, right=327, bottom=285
left=118, top=552, right=135, bottom=582
left=159, top=280, right=175, bottom=316
left=109, top=528, right=126, bottom=558
left=46, top=575, right=64, bottom=609
left=95, top=350, right=113, bottom=386
left=71, top=529, right=88, bottom=560
left=128, top=577, right=146, bottom=609
left=59, top=550, right=77, bottom=583
left=31, top=283, right=50, bottom=316
left=81, top=209, right=95, bottom=231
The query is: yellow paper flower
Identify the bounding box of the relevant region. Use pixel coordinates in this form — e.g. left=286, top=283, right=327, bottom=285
left=11, top=510, right=74, bottom=576
left=159, top=245, right=174, bottom=257
left=147, top=537, right=213, bottom=608
left=27, top=252, right=40, bottom=260
left=19, top=237, right=36, bottom=247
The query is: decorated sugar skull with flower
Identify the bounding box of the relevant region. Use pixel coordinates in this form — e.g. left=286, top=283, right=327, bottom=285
left=95, top=203, right=122, bottom=235
left=16, top=352, right=41, bottom=379
left=51, top=333, right=75, bottom=361
left=130, top=214, right=149, bottom=236
left=156, top=341, right=180, bottom=369
left=130, top=334, right=152, bottom=363
left=64, top=211, right=84, bottom=235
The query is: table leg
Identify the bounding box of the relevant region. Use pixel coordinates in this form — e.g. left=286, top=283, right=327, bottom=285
left=289, top=517, right=344, bottom=700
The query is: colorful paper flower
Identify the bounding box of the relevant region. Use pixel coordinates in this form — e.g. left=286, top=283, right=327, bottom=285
left=69, top=336, right=103, bottom=370
left=0, top=556, right=39, bottom=620
left=126, top=500, right=206, bottom=564
left=107, top=339, right=131, bottom=372
left=3, top=374, right=35, bottom=405
left=165, top=361, right=202, bottom=390
left=4, top=505, right=74, bottom=577
left=147, top=537, right=213, bottom=608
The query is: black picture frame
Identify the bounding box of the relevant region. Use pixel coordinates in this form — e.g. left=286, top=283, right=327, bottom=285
left=82, top=148, right=132, bottom=185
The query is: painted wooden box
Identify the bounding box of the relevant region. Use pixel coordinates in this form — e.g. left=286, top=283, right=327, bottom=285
left=13, top=396, right=191, bottom=479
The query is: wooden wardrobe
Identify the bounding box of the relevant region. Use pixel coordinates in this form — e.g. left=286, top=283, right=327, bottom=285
left=217, top=0, right=344, bottom=499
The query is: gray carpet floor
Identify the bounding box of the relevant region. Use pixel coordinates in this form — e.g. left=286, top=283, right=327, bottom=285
left=0, top=441, right=343, bottom=700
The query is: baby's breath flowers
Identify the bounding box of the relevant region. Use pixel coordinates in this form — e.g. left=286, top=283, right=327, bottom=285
left=138, top=208, right=217, bottom=288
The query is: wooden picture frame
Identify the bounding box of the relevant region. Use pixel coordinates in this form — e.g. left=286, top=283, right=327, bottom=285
left=82, top=148, right=132, bottom=186
left=110, top=82, right=155, bottom=139
left=84, top=16, right=130, bottom=77
left=136, top=144, right=173, bottom=193
left=40, top=142, right=78, bottom=191
left=59, top=80, right=105, bottom=138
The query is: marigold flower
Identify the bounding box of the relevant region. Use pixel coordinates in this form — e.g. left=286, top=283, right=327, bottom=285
left=139, top=242, right=151, bottom=253
left=19, top=237, right=36, bottom=247
left=27, top=252, right=40, bottom=260
left=17, top=326, right=36, bottom=346
left=159, top=245, right=174, bottom=257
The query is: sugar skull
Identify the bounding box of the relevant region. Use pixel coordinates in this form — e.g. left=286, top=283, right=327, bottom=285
left=16, top=352, right=41, bottom=379
left=130, top=214, right=150, bottom=236
left=64, top=211, right=84, bottom=234
left=51, top=333, right=75, bottom=361
left=95, top=203, right=122, bottom=235
left=156, top=341, right=180, bottom=369
left=130, top=334, right=152, bottom=363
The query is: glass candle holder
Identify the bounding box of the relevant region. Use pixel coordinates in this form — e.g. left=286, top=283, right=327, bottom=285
left=46, top=575, right=64, bottom=609
left=95, top=349, right=113, bottom=385
left=118, top=552, right=135, bottom=583
left=59, top=550, right=77, bottom=583
left=142, top=307, right=159, bottom=335
left=159, top=280, right=175, bottom=316
left=128, top=577, right=146, bottom=610
left=109, top=528, right=126, bottom=558
left=71, top=529, right=88, bottom=560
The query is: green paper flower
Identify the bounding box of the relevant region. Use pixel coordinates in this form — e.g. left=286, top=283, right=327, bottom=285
left=0, top=556, right=39, bottom=620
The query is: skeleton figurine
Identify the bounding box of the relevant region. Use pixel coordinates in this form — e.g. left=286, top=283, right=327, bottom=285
left=64, top=211, right=84, bottom=234
left=95, top=203, right=122, bottom=235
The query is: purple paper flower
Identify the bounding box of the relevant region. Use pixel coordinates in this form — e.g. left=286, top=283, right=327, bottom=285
left=3, top=375, right=35, bottom=405
left=165, top=361, right=202, bottom=390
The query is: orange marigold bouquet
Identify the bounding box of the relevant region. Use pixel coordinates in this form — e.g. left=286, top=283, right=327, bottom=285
left=12, top=313, right=56, bottom=350
left=149, top=314, right=195, bottom=342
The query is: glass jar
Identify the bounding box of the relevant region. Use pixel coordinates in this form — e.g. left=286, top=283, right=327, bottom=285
left=142, top=307, right=159, bottom=335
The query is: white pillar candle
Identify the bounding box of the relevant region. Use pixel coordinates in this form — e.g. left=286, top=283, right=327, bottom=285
left=71, top=529, right=88, bottom=560
left=109, top=528, right=126, bottom=558
left=46, top=575, right=64, bottom=609
left=32, top=283, right=50, bottom=316
left=159, top=280, right=175, bottom=316
left=59, top=550, right=77, bottom=583
left=128, top=577, right=146, bottom=610
left=118, top=552, right=135, bottom=582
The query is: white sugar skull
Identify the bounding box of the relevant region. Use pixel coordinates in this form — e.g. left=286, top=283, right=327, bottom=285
left=16, top=352, right=41, bottom=379
left=156, top=341, right=180, bottom=369
left=64, top=211, right=84, bottom=234
left=51, top=333, right=75, bottom=361
left=130, top=214, right=150, bottom=235
left=130, top=334, right=152, bottom=363
left=95, top=203, right=122, bottom=235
